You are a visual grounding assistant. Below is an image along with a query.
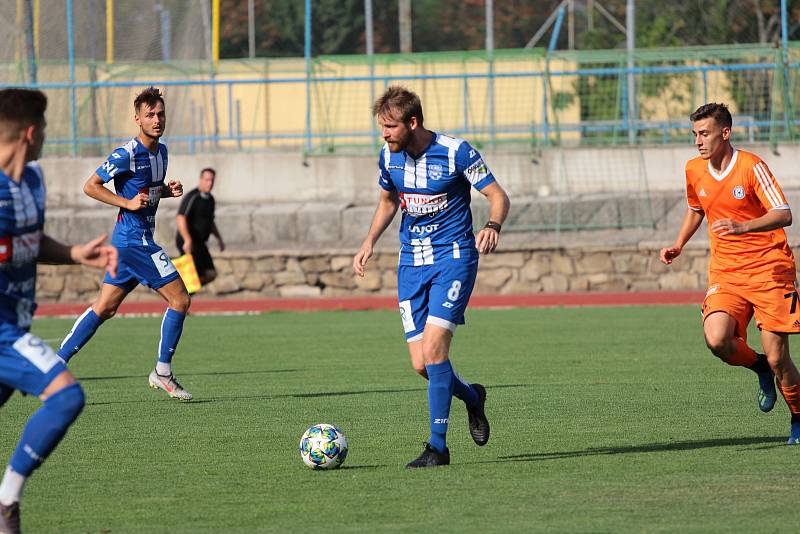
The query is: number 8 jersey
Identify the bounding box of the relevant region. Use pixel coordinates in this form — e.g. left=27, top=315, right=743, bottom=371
left=378, top=133, right=496, bottom=266
left=96, top=137, right=168, bottom=248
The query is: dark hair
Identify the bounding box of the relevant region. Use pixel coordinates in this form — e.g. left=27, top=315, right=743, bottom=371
left=0, top=88, right=47, bottom=139
left=690, top=103, right=732, bottom=129
left=200, top=167, right=216, bottom=177
left=372, top=86, right=424, bottom=126
left=134, top=86, right=165, bottom=113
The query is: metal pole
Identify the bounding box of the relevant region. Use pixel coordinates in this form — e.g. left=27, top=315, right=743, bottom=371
left=365, top=0, right=376, bottom=147
left=248, top=0, right=255, bottom=58
left=486, top=0, right=494, bottom=146
left=780, top=0, right=794, bottom=139
left=23, top=0, right=36, bottom=83
left=399, top=0, right=411, bottom=53
left=626, top=0, right=636, bottom=144
left=67, top=0, right=78, bottom=156
left=106, top=0, right=114, bottom=64
left=304, top=0, right=312, bottom=153
left=568, top=0, right=574, bottom=50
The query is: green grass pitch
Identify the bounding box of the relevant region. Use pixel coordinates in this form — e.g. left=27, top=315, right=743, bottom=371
left=2, top=305, right=798, bottom=533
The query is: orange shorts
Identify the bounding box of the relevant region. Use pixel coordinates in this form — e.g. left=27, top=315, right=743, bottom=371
left=702, top=280, right=800, bottom=340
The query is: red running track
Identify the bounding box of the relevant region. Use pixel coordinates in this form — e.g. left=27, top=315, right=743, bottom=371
left=35, top=291, right=705, bottom=317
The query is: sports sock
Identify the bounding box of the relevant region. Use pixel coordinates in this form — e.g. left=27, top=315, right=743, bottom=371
left=723, top=337, right=758, bottom=367
left=0, top=466, right=26, bottom=506
left=778, top=382, right=800, bottom=415
left=57, top=307, right=103, bottom=362
left=747, top=352, right=771, bottom=374
left=451, top=370, right=479, bottom=407
left=9, top=383, right=85, bottom=477
left=158, top=308, right=186, bottom=366
left=426, top=360, right=454, bottom=453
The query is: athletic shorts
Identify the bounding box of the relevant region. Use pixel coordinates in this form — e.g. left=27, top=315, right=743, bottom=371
left=702, top=280, right=800, bottom=339
left=191, top=242, right=215, bottom=276
left=0, top=324, right=66, bottom=396
left=397, top=257, right=478, bottom=342
left=104, top=244, right=180, bottom=292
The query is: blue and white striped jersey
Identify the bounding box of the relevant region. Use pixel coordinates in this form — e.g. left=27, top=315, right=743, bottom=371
left=96, top=137, right=168, bottom=248
left=378, top=133, right=495, bottom=266
left=0, top=163, right=46, bottom=328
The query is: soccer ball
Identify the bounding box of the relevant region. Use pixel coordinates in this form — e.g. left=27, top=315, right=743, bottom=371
left=299, top=424, right=348, bottom=469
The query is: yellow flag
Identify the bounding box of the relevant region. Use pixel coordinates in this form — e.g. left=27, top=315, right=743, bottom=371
left=173, top=254, right=202, bottom=294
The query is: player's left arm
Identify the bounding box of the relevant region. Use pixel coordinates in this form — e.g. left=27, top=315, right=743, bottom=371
left=38, top=234, right=118, bottom=278
left=712, top=161, right=792, bottom=236
left=211, top=222, right=225, bottom=251
left=475, top=182, right=510, bottom=254
left=162, top=179, right=183, bottom=198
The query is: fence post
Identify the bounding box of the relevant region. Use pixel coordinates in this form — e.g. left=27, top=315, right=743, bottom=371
left=304, top=0, right=312, bottom=155
left=67, top=0, right=78, bottom=156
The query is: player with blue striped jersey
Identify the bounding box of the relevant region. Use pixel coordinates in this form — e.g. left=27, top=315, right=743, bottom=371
left=353, top=86, right=510, bottom=468
left=0, top=89, right=118, bottom=534
left=56, top=87, right=194, bottom=401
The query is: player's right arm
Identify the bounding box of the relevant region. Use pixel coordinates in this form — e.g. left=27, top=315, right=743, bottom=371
left=353, top=188, right=400, bottom=277
left=83, top=173, right=147, bottom=211
left=660, top=208, right=705, bottom=264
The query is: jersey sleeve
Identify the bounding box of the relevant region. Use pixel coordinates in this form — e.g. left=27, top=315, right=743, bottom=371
left=456, top=142, right=496, bottom=191
left=95, top=147, right=131, bottom=183
left=685, top=168, right=703, bottom=212
left=377, top=147, right=395, bottom=192
left=177, top=189, right=195, bottom=216
left=751, top=160, right=789, bottom=210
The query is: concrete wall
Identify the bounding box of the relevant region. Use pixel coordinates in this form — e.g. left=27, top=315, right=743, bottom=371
left=39, top=144, right=800, bottom=208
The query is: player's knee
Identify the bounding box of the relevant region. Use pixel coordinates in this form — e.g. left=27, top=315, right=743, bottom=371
left=94, top=304, right=117, bottom=321
left=704, top=335, right=730, bottom=359
left=45, top=383, right=85, bottom=423
left=170, top=292, right=191, bottom=313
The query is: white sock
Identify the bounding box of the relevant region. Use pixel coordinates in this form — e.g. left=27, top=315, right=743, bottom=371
left=156, top=362, right=172, bottom=376
left=0, top=466, right=26, bottom=505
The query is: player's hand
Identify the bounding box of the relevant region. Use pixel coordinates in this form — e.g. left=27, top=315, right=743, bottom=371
left=167, top=180, right=183, bottom=198
left=659, top=246, right=682, bottom=265
left=218, top=237, right=226, bottom=252
left=127, top=193, right=149, bottom=211
left=182, top=238, right=193, bottom=255
left=353, top=242, right=374, bottom=277
left=476, top=228, right=499, bottom=254
left=72, top=234, right=118, bottom=278
left=711, top=218, right=748, bottom=236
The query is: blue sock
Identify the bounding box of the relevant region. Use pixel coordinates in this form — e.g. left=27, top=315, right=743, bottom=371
left=452, top=371, right=479, bottom=407
left=57, top=308, right=103, bottom=362
left=9, top=383, right=85, bottom=476
left=426, top=360, right=454, bottom=453
left=158, top=308, right=186, bottom=365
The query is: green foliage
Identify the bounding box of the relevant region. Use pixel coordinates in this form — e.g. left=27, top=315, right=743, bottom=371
left=4, top=308, right=798, bottom=532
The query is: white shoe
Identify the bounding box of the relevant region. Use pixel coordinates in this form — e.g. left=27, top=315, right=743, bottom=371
left=148, top=369, right=193, bottom=400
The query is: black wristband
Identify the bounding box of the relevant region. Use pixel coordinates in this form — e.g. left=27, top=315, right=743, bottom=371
left=484, top=221, right=502, bottom=233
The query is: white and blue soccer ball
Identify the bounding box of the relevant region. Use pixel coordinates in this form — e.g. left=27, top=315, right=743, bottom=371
left=299, top=424, right=348, bottom=469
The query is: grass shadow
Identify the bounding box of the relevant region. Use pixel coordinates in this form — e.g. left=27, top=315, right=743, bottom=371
left=491, top=436, right=787, bottom=463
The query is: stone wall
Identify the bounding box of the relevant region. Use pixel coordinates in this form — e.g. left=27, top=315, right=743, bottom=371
left=36, top=243, right=724, bottom=303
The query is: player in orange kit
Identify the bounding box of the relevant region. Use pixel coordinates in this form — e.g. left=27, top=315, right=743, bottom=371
left=661, top=102, right=800, bottom=444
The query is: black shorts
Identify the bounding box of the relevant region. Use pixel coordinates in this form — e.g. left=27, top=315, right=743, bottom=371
left=177, top=237, right=215, bottom=275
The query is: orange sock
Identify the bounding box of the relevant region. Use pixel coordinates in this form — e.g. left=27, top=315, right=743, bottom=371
left=778, top=383, right=800, bottom=415
left=722, top=337, right=758, bottom=367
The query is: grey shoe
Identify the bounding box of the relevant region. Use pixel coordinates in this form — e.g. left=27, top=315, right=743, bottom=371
left=0, top=502, right=20, bottom=534
left=148, top=370, right=193, bottom=400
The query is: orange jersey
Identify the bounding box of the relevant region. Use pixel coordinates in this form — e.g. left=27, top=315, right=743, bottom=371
left=685, top=149, right=795, bottom=284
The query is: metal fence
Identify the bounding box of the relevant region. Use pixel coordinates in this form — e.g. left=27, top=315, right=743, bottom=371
left=0, top=44, right=797, bottom=158
left=1, top=1, right=798, bottom=157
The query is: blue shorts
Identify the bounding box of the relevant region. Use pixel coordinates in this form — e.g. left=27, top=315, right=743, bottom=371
left=0, top=324, right=67, bottom=396
left=104, top=244, right=180, bottom=292
left=397, top=257, right=478, bottom=342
